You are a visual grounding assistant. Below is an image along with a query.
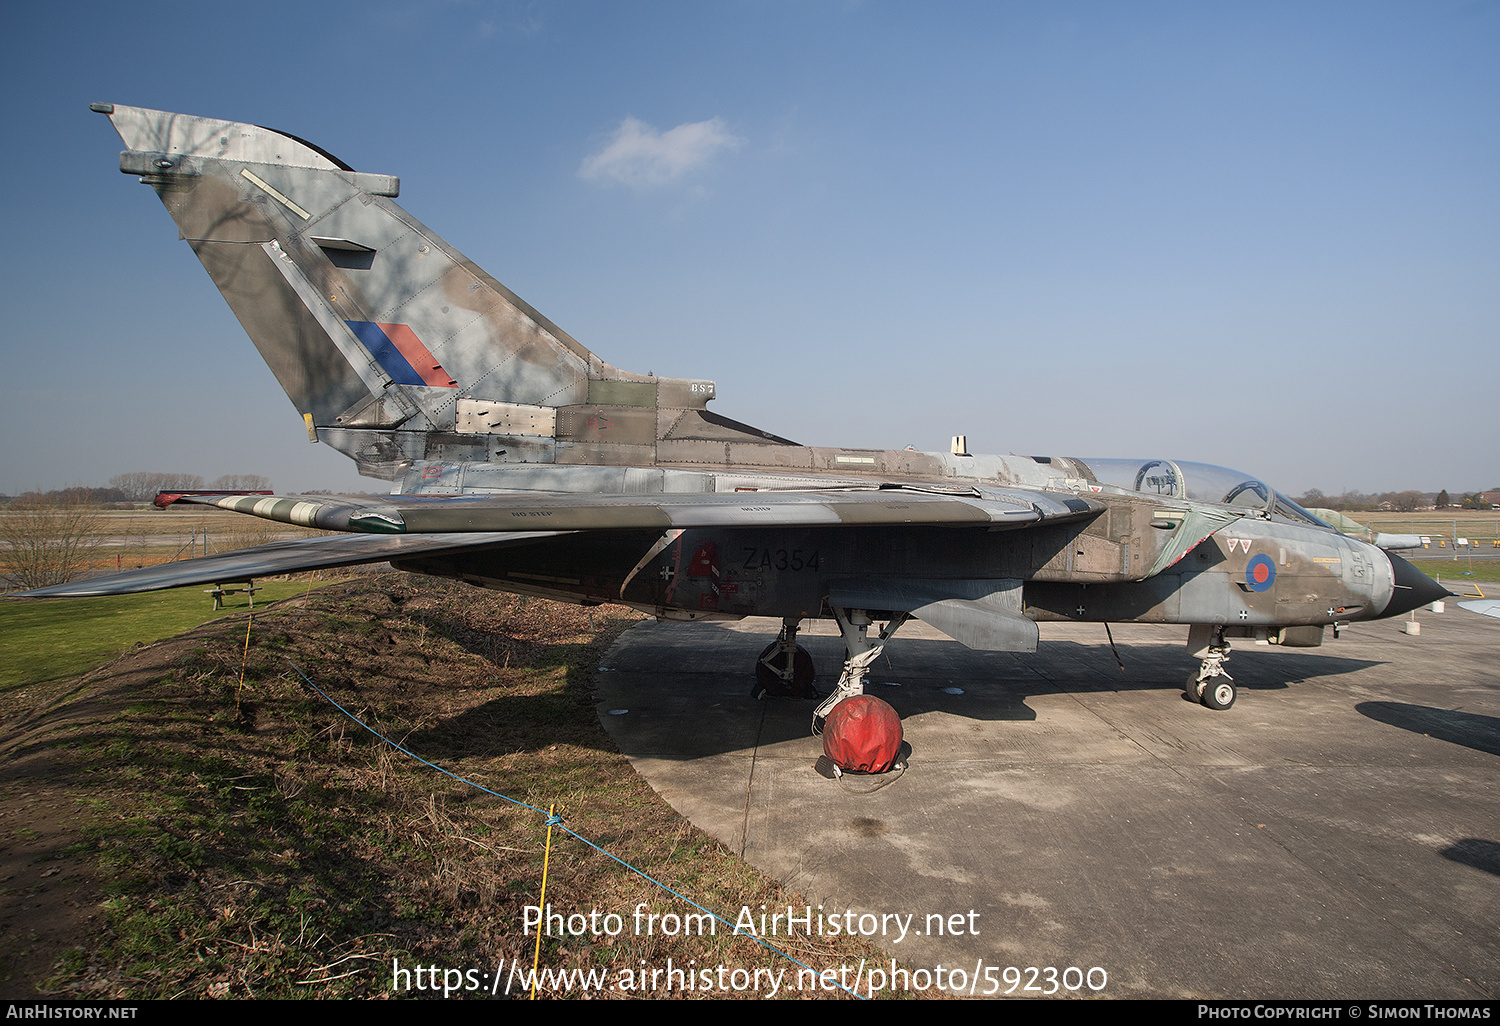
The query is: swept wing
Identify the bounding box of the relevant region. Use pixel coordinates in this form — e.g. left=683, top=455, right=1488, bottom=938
left=18, top=532, right=561, bottom=598
left=161, top=487, right=1107, bottom=535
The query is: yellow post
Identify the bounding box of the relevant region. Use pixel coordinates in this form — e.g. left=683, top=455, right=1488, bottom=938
left=531, top=804, right=557, bottom=1000
left=236, top=611, right=253, bottom=716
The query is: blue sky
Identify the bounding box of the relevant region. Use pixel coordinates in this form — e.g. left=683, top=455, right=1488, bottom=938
left=2, top=1, right=1495, bottom=496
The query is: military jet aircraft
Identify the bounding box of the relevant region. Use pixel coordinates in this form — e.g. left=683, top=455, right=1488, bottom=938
left=22, top=104, right=1450, bottom=717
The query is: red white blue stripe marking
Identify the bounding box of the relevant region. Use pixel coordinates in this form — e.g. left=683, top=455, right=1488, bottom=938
left=346, top=321, right=457, bottom=388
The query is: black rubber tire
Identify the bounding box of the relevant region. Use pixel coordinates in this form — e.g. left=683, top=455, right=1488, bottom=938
left=1200, top=677, right=1236, bottom=711
left=1185, top=671, right=1202, bottom=699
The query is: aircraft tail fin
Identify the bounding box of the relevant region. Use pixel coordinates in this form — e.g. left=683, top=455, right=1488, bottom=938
left=95, top=103, right=788, bottom=479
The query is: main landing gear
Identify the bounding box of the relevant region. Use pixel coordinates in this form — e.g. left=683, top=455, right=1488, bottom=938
left=1186, top=625, right=1236, bottom=710
left=811, top=607, right=909, bottom=734
left=752, top=618, right=818, bottom=699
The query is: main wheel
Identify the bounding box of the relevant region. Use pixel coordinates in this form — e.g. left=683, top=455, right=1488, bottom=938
left=1200, top=677, right=1236, bottom=711
left=754, top=642, right=817, bottom=698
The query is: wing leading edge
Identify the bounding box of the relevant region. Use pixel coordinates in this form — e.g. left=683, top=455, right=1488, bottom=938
left=159, top=487, right=1106, bottom=534
left=14, top=531, right=563, bottom=599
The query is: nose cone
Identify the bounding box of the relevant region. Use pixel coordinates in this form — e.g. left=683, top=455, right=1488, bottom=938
left=1382, top=551, right=1452, bottom=617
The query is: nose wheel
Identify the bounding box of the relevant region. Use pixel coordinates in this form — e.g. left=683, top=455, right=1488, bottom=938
left=1188, top=672, right=1236, bottom=710
left=1185, top=626, right=1236, bottom=711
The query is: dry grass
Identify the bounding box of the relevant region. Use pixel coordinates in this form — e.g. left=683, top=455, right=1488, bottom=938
left=1, top=574, right=897, bottom=1000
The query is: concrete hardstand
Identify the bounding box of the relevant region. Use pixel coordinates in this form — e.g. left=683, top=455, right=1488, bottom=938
left=597, top=609, right=1499, bottom=1000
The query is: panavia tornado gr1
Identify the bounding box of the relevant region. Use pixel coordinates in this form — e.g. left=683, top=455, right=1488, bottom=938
left=25, top=103, right=1449, bottom=718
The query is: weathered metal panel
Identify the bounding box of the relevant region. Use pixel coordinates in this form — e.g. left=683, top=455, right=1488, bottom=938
left=480, top=435, right=556, bottom=463
left=655, top=378, right=715, bottom=409
left=1178, top=570, right=1230, bottom=623
left=107, top=106, right=347, bottom=170
left=229, top=162, right=360, bottom=229
left=555, top=406, right=657, bottom=446
left=881, top=449, right=948, bottom=478
left=302, top=194, right=419, bottom=262
left=422, top=432, right=490, bottom=462
left=587, top=380, right=657, bottom=407
left=808, top=448, right=886, bottom=473
left=313, top=427, right=424, bottom=478
left=155, top=171, right=279, bottom=243
left=454, top=399, right=556, bottom=437
left=653, top=439, right=728, bottom=466
left=334, top=220, right=449, bottom=328
left=661, top=469, right=718, bottom=493
left=830, top=498, right=981, bottom=525
left=190, top=240, right=369, bottom=425
left=440, top=463, right=623, bottom=492
left=1071, top=532, right=1129, bottom=576
left=726, top=443, right=815, bottom=469
left=554, top=441, right=658, bottom=466
left=657, top=409, right=687, bottom=439
left=437, top=302, right=591, bottom=410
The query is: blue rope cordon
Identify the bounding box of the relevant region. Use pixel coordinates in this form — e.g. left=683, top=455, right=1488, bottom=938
left=284, top=659, right=867, bottom=1000
left=286, top=659, right=547, bottom=815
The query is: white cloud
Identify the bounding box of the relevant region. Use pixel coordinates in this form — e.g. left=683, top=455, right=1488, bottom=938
left=579, top=116, right=745, bottom=187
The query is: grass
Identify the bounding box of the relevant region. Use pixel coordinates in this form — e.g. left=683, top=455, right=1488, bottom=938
left=1360, top=511, right=1500, bottom=540
left=2, top=574, right=899, bottom=1000
left=0, top=580, right=325, bottom=694
left=1409, top=559, right=1500, bottom=586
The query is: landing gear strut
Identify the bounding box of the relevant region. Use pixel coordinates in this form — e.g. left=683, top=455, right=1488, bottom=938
left=812, top=607, right=909, bottom=734
left=752, top=618, right=817, bottom=699
left=1186, top=625, right=1236, bottom=710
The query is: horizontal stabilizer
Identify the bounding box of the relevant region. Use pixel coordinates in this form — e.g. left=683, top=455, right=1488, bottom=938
left=828, top=579, right=1037, bottom=652
left=1458, top=599, right=1500, bottom=619
left=13, top=531, right=562, bottom=599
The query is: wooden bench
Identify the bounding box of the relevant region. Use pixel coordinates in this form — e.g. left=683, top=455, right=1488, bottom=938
left=206, top=581, right=260, bottom=610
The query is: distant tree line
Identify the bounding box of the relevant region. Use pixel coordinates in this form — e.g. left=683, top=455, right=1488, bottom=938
left=1293, top=488, right=1495, bottom=512
left=0, top=472, right=273, bottom=590
left=109, top=472, right=270, bottom=502
left=1, top=473, right=271, bottom=509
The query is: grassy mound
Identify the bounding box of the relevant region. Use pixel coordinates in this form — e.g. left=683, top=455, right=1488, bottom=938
left=0, top=574, right=886, bottom=999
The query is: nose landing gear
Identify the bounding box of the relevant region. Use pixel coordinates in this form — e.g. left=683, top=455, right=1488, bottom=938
left=1186, top=625, right=1236, bottom=710
left=811, top=607, right=909, bottom=734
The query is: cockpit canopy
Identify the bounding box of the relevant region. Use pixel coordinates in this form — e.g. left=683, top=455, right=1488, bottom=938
left=1043, top=457, right=1332, bottom=529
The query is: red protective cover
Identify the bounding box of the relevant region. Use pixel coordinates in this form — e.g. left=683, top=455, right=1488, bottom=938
left=822, top=696, right=903, bottom=773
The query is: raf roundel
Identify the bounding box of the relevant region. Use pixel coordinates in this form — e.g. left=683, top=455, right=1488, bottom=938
left=1245, top=554, right=1276, bottom=593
